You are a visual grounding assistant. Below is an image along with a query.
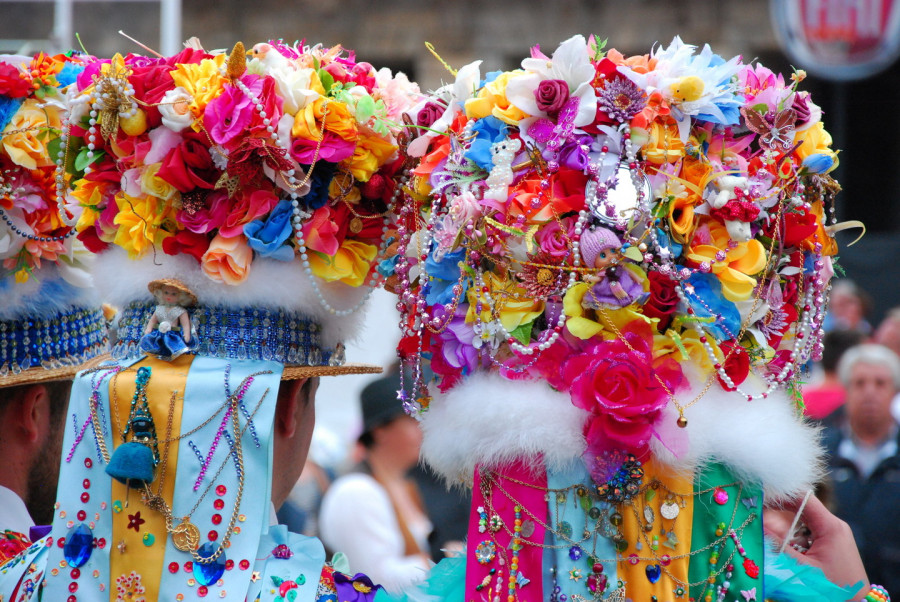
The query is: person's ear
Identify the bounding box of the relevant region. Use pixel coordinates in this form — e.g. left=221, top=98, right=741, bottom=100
left=10, top=384, right=50, bottom=445
left=274, top=378, right=309, bottom=439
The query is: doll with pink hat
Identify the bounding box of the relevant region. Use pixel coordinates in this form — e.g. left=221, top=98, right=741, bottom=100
left=580, top=226, right=646, bottom=308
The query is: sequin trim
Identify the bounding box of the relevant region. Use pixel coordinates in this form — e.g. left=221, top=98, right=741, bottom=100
left=0, top=307, right=107, bottom=376
left=112, top=303, right=345, bottom=367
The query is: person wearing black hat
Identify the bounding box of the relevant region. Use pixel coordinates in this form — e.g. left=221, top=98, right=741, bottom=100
left=319, top=372, right=432, bottom=593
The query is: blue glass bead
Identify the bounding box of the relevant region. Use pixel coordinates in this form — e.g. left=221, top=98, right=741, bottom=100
left=568, top=546, right=583, bottom=561
left=193, top=542, right=226, bottom=586
left=645, top=563, right=662, bottom=584
left=63, top=523, right=94, bottom=568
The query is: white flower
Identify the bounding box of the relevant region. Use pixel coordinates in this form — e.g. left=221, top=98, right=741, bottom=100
left=159, top=87, right=194, bottom=132
left=269, top=66, right=321, bottom=115
left=407, top=60, right=483, bottom=157
left=505, top=35, right=597, bottom=126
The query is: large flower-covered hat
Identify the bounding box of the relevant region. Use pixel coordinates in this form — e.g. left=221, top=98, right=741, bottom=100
left=0, top=52, right=107, bottom=387
left=0, top=40, right=419, bottom=602
left=388, top=36, right=851, bottom=601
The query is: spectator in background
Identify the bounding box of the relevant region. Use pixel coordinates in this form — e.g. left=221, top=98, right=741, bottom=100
left=823, top=279, right=873, bottom=335
left=822, top=343, right=900, bottom=591
left=873, top=307, right=900, bottom=423
left=319, top=372, right=432, bottom=593
left=803, top=329, right=866, bottom=421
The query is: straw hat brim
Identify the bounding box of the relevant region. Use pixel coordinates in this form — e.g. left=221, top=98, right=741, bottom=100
left=281, top=362, right=383, bottom=380
left=0, top=353, right=111, bottom=388
left=147, top=278, right=199, bottom=306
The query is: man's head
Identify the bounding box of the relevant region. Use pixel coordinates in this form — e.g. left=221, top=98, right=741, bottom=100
left=838, top=344, right=900, bottom=439
left=0, top=380, right=71, bottom=526
left=874, top=307, right=900, bottom=357
left=271, top=377, right=319, bottom=510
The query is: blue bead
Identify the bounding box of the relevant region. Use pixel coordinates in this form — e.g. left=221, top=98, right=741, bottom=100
left=193, top=543, right=226, bottom=586
left=645, top=563, right=662, bottom=584
left=568, top=546, right=583, bottom=561
left=63, top=523, right=94, bottom=568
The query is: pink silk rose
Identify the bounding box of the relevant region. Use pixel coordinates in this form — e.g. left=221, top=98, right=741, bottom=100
left=562, top=326, right=683, bottom=457
left=201, top=233, right=252, bottom=285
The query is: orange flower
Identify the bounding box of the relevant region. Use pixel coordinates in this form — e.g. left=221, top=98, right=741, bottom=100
left=201, top=234, right=253, bottom=285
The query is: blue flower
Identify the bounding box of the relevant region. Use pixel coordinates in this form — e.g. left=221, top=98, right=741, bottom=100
left=685, top=272, right=741, bottom=341
left=656, top=228, right=682, bottom=259
left=57, top=62, right=84, bottom=88
left=0, top=96, right=23, bottom=133
left=801, top=153, right=835, bottom=174
left=301, top=161, right=337, bottom=209
left=464, top=116, right=509, bottom=171
left=425, top=248, right=468, bottom=305
left=243, top=200, right=295, bottom=261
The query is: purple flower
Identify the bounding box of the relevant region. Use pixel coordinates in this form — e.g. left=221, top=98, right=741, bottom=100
left=436, top=304, right=480, bottom=373
left=597, top=77, right=646, bottom=123
left=534, top=79, right=570, bottom=114
left=558, top=134, right=593, bottom=171
left=333, top=572, right=383, bottom=602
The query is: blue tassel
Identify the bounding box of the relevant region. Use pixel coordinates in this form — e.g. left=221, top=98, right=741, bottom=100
left=105, top=441, right=155, bottom=487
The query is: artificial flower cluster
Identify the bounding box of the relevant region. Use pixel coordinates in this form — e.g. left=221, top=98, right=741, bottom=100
left=55, top=41, right=422, bottom=287
left=388, top=35, right=842, bottom=460
left=0, top=52, right=91, bottom=283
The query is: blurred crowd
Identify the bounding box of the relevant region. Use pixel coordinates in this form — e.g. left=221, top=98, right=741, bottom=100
left=801, top=279, right=900, bottom=591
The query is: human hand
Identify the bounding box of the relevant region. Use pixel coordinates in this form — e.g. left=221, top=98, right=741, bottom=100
left=765, top=493, right=869, bottom=600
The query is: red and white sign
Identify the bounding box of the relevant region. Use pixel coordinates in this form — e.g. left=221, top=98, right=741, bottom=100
left=771, top=0, right=900, bottom=80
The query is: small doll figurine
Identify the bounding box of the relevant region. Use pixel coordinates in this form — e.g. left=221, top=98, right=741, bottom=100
left=140, top=278, right=199, bottom=361
left=580, top=227, right=645, bottom=309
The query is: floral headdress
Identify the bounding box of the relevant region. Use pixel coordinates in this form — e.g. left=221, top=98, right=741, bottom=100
left=0, top=41, right=418, bottom=602
left=50, top=40, right=421, bottom=373
left=0, top=52, right=107, bottom=386
left=387, top=36, right=851, bottom=601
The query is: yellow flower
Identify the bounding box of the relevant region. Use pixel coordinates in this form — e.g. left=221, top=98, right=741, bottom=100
left=329, top=171, right=361, bottom=203
left=113, top=193, right=175, bottom=258
left=292, top=95, right=358, bottom=143
left=562, top=275, right=652, bottom=340
left=794, top=122, right=839, bottom=174
left=139, top=162, right=179, bottom=203
left=72, top=178, right=109, bottom=231
left=14, top=268, right=30, bottom=283
left=464, top=71, right=528, bottom=125
left=466, top=272, right=544, bottom=333
left=201, top=234, right=253, bottom=285
left=685, top=220, right=767, bottom=302
left=342, top=130, right=397, bottom=183
left=639, top=121, right=684, bottom=165
left=308, top=239, right=377, bottom=287
left=2, top=99, right=61, bottom=169
left=169, top=56, right=227, bottom=119
left=653, top=328, right=717, bottom=372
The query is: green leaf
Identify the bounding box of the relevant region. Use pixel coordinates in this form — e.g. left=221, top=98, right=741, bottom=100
left=622, top=246, right=643, bottom=262
left=317, top=69, right=334, bottom=96
left=509, top=321, right=533, bottom=346
left=73, top=146, right=105, bottom=172
left=355, top=95, right=376, bottom=123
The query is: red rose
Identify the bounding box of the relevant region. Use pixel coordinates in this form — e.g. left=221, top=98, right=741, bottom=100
left=416, top=101, right=446, bottom=129
left=128, top=63, right=177, bottom=128
left=157, top=131, right=220, bottom=192
left=534, top=79, right=569, bottom=115
left=563, top=327, right=683, bottom=456
left=0, top=63, right=32, bottom=98
left=76, top=225, right=109, bottom=254
left=643, top=271, right=679, bottom=331
left=162, top=230, right=210, bottom=263
left=716, top=340, right=750, bottom=391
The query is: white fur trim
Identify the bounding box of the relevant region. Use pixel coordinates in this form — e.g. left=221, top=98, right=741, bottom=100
left=92, top=248, right=371, bottom=347
left=419, top=372, right=589, bottom=483
left=0, top=264, right=99, bottom=321
left=650, top=373, right=825, bottom=502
